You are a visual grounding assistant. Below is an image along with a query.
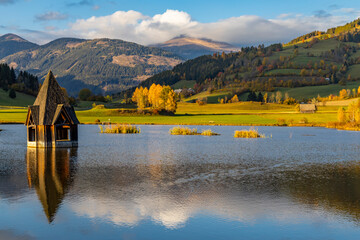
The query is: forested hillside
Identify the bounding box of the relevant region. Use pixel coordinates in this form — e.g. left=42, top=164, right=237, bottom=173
left=1, top=37, right=182, bottom=95
left=0, top=63, right=39, bottom=96
left=126, top=18, right=360, bottom=100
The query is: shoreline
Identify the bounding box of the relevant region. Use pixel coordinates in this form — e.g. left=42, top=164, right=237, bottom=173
left=2, top=121, right=360, bottom=132
left=0, top=120, right=325, bottom=127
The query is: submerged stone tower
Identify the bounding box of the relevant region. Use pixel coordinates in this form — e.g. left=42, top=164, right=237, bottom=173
left=25, top=71, right=79, bottom=148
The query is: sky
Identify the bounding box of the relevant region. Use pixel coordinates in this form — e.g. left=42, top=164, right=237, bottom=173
left=0, top=0, right=360, bottom=46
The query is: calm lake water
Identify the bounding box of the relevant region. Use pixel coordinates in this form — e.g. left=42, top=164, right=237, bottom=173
left=1, top=125, right=360, bottom=240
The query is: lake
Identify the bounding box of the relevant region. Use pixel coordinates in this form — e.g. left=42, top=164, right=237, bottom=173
left=1, top=124, right=360, bottom=240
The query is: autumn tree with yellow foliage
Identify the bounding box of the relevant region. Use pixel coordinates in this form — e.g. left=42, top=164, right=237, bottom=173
left=132, top=83, right=177, bottom=113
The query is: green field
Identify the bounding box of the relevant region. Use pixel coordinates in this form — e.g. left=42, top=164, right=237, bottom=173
left=177, top=102, right=295, bottom=114
left=0, top=89, right=35, bottom=107
left=272, top=81, right=360, bottom=100
left=172, top=80, right=196, bottom=89
left=183, top=90, right=231, bottom=103
left=348, top=64, right=360, bottom=77
left=233, top=81, right=360, bottom=101
left=265, top=69, right=301, bottom=76
left=0, top=102, right=338, bottom=126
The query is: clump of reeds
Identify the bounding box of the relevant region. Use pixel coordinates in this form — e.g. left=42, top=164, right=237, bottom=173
left=169, top=126, right=220, bottom=136
left=200, top=129, right=220, bottom=136
left=99, top=124, right=140, bottom=134
left=169, top=126, right=198, bottom=135
left=234, top=128, right=265, bottom=138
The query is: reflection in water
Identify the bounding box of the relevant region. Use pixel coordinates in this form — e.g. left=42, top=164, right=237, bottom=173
left=22, top=148, right=360, bottom=228
left=286, top=163, right=360, bottom=222
left=69, top=161, right=360, bottom=228
left=2, top=125, right=360, bottom=239
left=26, top=148, right=77, bottom=222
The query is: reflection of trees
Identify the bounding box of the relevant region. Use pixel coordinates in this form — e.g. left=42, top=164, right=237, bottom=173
left=26, top=148, right=77, bottom=223
left=284, top=163, right=360, bottom=222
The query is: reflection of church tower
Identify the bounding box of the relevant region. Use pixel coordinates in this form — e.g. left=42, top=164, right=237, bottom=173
left=26, top=148, right=77, bottom=223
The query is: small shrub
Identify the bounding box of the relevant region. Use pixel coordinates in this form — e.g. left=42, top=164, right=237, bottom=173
left=287, top=119, right=295, bottom=126
left=277, top=118, right=287, bottom=126
left=300, top=117, right=309, bottom=124
left=234, top=128, right=265, bottom=138
left=9, top=89, right=16, bottom=99
left=283, top=97, right=297, bottom=105
left=196, top=97, right=207, bottom=105
left=201, top=129, right=220, bottom=136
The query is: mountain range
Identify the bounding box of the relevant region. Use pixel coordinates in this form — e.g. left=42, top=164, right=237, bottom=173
left=0, top=34, right=240, bottom=95
left=151, top=36, right=241, bottom=59
left=0, top=36, right=182, bottom=95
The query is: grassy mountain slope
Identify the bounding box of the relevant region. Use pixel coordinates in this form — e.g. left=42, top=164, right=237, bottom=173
left=151, top=36, right=241, bottom=59
left=285, top=18, right=360, bottom=47
left=132, top=18, right=360, bottom=102
left=0, top=89, right=35, bottom=107
left=0, top=34, right=38, bottom=59
left=1, top=37, right=182, bottom=95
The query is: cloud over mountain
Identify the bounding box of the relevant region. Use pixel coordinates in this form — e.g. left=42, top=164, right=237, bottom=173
left=10, top=8, right=360, bottom=46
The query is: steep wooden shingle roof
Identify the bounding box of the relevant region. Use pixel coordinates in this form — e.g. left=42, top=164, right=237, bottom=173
left=27, top=70, right=79, bottom=125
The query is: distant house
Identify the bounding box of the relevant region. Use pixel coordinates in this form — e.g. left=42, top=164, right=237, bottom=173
left=299, top=104, right=317, bottom=113
left=25, top=71, right=79, bottom=148
left=174, top=89, right=182, bottom=94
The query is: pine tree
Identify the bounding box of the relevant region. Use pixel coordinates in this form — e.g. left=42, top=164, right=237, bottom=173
left=9, top=88, right=16, bottom=99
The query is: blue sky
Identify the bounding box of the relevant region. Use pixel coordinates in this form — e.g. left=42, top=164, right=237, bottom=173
left=1, top=0, right=360, bottom=45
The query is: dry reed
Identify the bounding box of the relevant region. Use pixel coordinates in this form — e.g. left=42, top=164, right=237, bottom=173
left=234, top=128, right=265, bottom=138
left=99, top=124, right=140, bottom=134
left=169, top=126, right=198, bottom=135
left=169, top=127, right=220, bottom=136
left=200, top=129, right=220, bottom=136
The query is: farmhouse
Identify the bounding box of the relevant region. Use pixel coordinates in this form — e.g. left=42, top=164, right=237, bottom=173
left=299, top=104, right=317, bottom=113
left=25, top=71, right=79, bottom=148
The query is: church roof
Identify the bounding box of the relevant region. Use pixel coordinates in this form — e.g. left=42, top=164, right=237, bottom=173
left=26, top=71, right=79, bottom=125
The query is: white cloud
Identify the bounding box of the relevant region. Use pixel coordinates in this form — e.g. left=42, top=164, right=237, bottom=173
left=22, top=9, right=360, bottom=45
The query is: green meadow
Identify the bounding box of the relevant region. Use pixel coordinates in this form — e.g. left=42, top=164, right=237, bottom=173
left=0, top=89, right=35, bottom=107
left=0, top=101, right=338, bottom=126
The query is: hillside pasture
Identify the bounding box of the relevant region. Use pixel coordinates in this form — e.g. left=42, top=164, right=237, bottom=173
left=0, top=89, right=35, bottom=107
left=172, top=80, right=196, bottom=89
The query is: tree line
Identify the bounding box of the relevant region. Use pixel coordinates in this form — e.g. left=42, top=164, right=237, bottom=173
left=0, top=63, right=39, bottom=96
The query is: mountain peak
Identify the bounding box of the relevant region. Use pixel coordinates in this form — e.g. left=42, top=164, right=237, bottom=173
left=0, top=33, right=38, bottom=59
left=152, top=36, right=241, bottom=59
left=0, top=33, right=30, bottom=43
